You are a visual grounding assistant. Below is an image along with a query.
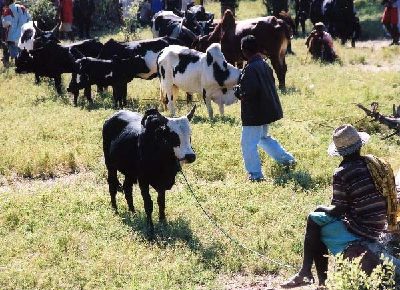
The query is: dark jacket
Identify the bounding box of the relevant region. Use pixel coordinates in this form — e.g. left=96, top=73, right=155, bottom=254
left=237, top=54, right=283, bottom=126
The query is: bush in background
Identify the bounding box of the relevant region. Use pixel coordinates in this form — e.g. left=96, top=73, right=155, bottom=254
left=21, top=0, right=57, bottom=30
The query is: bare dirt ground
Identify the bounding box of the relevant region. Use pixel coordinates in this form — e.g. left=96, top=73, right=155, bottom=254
left=217, top=273, right=315, bottom=290
left=351, top=39, right=400, bottom=72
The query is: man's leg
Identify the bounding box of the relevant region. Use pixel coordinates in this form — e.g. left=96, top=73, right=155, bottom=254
left=241, top=126, right=263, bottom=180
left=258, top=125, right=295, bottom=165
left=281, top=216, right=322, bottom=288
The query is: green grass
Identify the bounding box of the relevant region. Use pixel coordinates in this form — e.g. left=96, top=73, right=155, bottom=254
left=0, top=1, right=400, bottom=289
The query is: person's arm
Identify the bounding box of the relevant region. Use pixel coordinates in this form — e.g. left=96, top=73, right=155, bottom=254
left=324, top=171, right=351, bottom=217
left=235, top=64, right=260, bottom=101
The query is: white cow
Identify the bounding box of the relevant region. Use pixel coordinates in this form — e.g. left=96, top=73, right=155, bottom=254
left=157, top=43, right=240, bottom=118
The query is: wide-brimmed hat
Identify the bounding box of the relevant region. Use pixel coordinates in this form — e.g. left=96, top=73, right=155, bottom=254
left=315, top=22, right=325, bottom=29
left=328, top=124, right=370, bottom=156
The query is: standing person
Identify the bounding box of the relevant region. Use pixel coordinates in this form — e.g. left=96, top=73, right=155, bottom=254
left=1, top=0, right=30, bottom=65
left=281, top=124, right=398, bottom=288
left=382, top=0, right=399, bottom=45
left=234, top=35, right=295, bottom=182
left=58, top=0, right=74, bottom=40
left=74, top=0, right=95, bottom=39
left=0, top=0, right=10, bottom=66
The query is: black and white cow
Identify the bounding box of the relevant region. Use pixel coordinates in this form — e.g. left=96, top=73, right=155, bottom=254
left=71, top=55, right=149, bottom=108
left=103, top=106, right=196, bottom=235
left=152, top=11, right=199, bottom=47
left=18, top=21, right=60, bottom=51
left=157, top=43, right=240, bottom=118
left=18, top=21, right=61, bottom=84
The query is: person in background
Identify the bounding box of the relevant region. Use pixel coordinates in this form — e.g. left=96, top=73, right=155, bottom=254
left=305, top=22, right=337, bottom=62
left=1, top=0, right=30, bottom=65
left=138, top=0, right=152, bottom=26
left=73, top=0, right=95, bottom=39
left=0, top=0, right=10, bottom=66
left=382, top=0, right=399, bottom=45
left=58, top=0, right=74, bottom=40
left=281, top=124, right=397, bottom=288
left=234, top=35, right=295, bottom=182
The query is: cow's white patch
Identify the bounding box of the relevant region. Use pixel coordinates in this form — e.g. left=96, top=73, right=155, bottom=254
left=166, top=117, right=194, bottom=161
left=105, top=72, right=113, bottom=78
left=77, top=74, right=81, bottom=83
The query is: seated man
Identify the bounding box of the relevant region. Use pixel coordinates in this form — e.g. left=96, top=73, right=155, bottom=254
left=281, top=124, right=398, bottom=288
left=305, top=22, right=337, bottom=63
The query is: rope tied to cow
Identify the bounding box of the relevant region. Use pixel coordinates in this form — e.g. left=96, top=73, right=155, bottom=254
left=178, top=168, right=296, bottom=269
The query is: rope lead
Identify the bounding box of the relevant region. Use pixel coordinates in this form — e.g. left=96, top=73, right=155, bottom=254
left=179, top=169, right=296, bottom=269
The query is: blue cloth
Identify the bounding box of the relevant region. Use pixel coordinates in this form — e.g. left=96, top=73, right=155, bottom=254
left=310, top=211, right=362, bottom=255
left=7, top=41, right=19, bottom=58
left=241, top=124, right=295, bottom=179
left=151, top=0, right=163, bottom=13
left=2, top=3, right=31, bottom=42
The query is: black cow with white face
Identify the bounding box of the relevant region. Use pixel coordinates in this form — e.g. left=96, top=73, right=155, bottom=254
left=15, top=39, right=103, bottom=105
left=70, top=55, right=149, bottom=108
left=103, top=106, right=196, bottom=235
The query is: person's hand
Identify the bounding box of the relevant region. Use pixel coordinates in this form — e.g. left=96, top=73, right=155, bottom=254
left=233, top=85, right=242, bottom=99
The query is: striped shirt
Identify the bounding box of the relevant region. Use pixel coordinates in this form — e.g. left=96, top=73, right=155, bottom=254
left=331, top=156, right=387, bottom=241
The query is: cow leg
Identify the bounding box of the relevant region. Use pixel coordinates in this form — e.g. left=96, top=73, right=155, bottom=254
left=54, top=75, right=62, bottom=94
left=123, top=175, right=135, bottom=213
left=112, top=85, right=119, bottom=109
left=166, top=93, right=176, bottom=117
left=139, top=181, right=154, bottom=235
left=122, top=83, right=128, bottom=108
left=156, top=190, right=166, bottom=223
left=84, top=86, right=93, bottom=104
left=301, top=19, right=306, bottom=36
left=35, top=73, right=40, bottom=84
left=186, top=93, right=193, bottom=105
left=218, top=102, right=224, bottom=116
left=205, top=96, right=213, bottom=119
left=107, top=169, right=121, bottom=213
left=73, top=91, right=79, bottom=106
left=270, top=54, right=287, bottom=89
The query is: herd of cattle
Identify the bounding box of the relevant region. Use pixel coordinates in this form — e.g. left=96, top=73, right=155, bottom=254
left=9, top=1, right=363, bottom=233
left=13, top=1, right=359, bottom=118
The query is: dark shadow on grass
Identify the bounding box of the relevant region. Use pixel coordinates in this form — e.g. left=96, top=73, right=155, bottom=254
left=269, top=164, right=329, bottom=190
left=191, top=114, right=239, bottom=125
left=121, top=211, right=223, bottom=269
left=279, top=86, right=301, bottom=96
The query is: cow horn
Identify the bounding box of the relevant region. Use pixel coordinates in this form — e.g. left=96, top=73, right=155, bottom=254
left=187, top=105, right=196, bottom=121
left=32, top=21, right=43, bottom=35
left=51, top=22, right=61, bottom=34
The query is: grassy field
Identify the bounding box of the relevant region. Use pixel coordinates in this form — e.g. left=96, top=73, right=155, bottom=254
left=0, top=0, right=399, bottom=289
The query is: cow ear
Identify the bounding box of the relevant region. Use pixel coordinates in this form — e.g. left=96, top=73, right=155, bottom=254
left=187, top=105, right=196, bottom=121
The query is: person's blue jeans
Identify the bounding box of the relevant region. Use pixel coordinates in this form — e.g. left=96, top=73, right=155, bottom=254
left=241, top=124, right=295, bottom=179
left=7, top=41, right=20, bottom=59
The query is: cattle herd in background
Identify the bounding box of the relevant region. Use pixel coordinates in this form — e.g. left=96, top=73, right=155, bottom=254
left=14, top=1, right=360, bottom=118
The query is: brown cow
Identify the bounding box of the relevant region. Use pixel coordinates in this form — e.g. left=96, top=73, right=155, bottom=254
left=195, top=10, right=291, bottom=88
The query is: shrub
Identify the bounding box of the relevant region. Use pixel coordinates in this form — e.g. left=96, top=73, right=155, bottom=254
left=23, top=0, right=57, bottom=30
left=326, top=254, right=396, bottom=290
left=92, top=0, right=123, bottom=29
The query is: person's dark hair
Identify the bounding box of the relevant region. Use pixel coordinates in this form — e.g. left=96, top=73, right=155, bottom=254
left=241, top=35, right=258, bottom=54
